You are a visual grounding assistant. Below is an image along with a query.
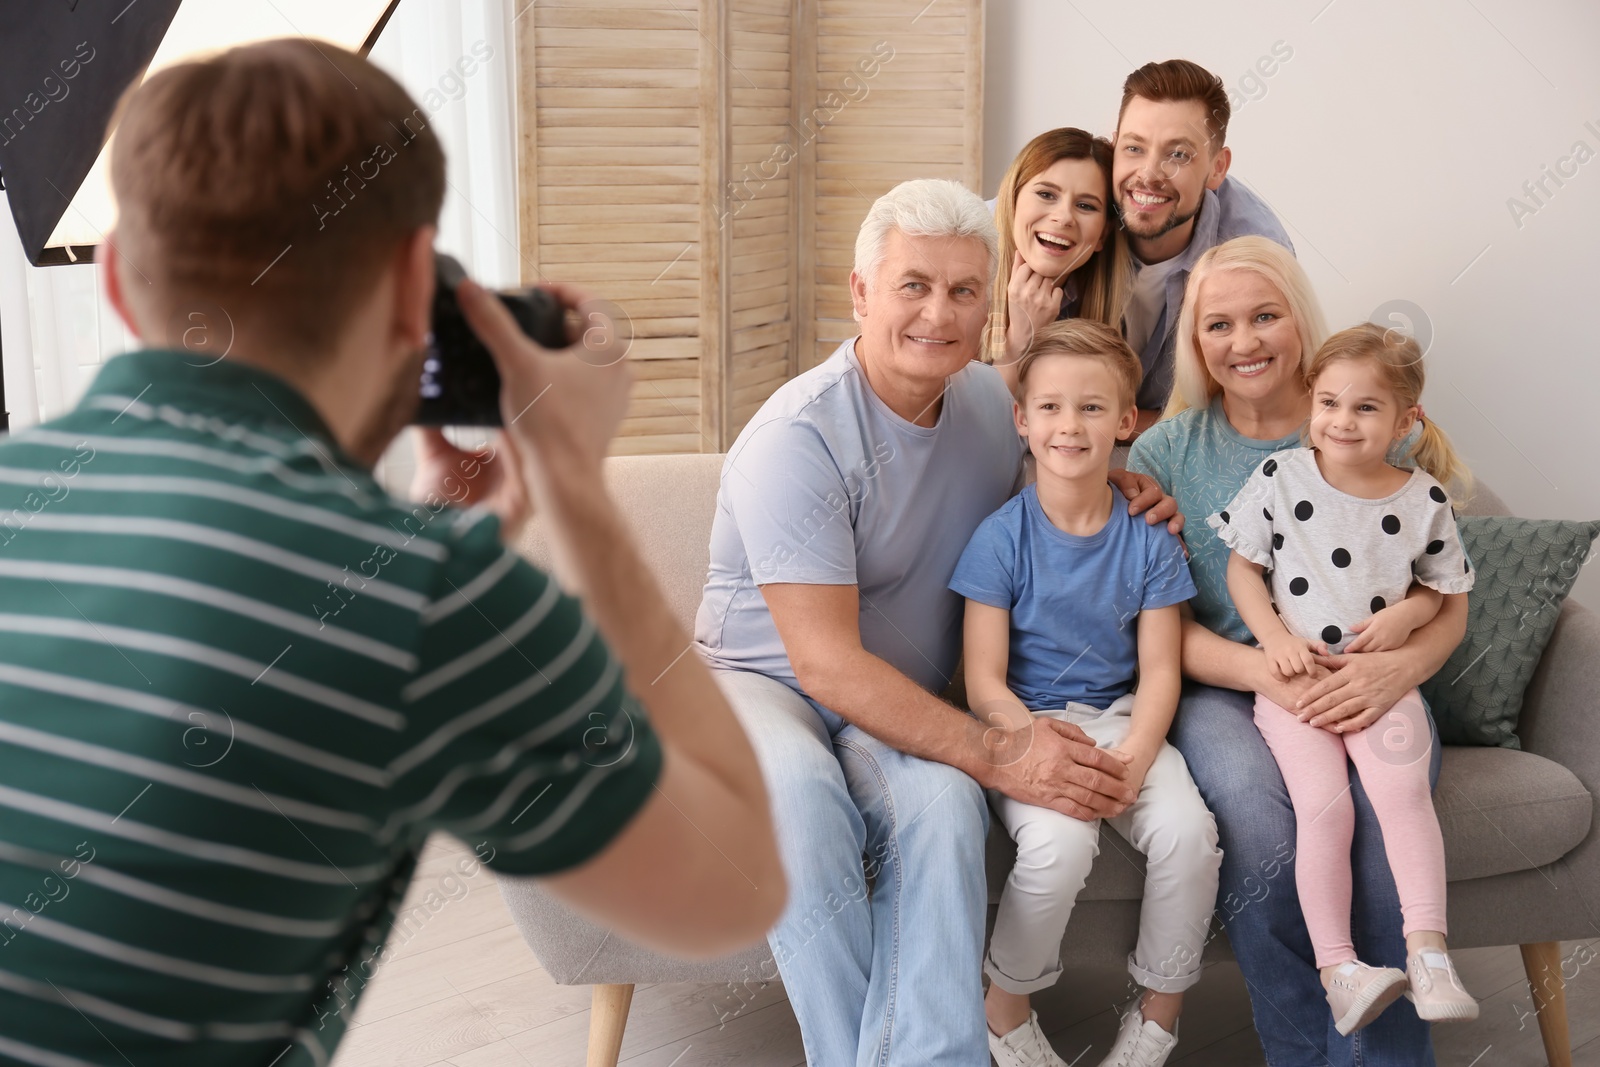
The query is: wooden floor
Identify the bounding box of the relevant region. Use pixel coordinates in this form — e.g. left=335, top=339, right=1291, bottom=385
left=330, top=834, right=1600, bottom=1067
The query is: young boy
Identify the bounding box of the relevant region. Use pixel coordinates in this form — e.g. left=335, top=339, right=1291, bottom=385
left=949, top=320, right=1220, bottom=1067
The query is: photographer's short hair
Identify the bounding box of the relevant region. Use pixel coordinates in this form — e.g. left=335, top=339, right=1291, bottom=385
left=109, top=38, right=445, bottom=354
left=1013, top=319, right=1142, bottom=411
left=1118, top=59, right=1231, bottom=149
left=853, top=178, right=998, bottom=292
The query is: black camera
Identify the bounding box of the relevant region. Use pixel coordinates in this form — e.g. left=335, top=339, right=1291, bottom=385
left=414, top=254, right=570, bottom=426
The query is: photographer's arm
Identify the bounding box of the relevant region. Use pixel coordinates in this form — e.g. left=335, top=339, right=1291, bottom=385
left=460, top=280, right=784, bottom=958
left=534, top=467, right=784, bottom=954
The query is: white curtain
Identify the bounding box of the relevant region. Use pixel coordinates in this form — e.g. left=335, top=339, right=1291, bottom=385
left=0, top=194, right=137, bottom=435
left=0, top=0, right=521, bottom=493
left=366, top=0, right=521, bottom=492
left=368, top=0, right=521, bottom=290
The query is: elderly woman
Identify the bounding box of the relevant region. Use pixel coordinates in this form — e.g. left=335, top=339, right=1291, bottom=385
left=1127, top=236, right=1468, bottom=1066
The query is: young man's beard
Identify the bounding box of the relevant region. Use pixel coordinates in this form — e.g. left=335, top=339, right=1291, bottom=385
left=1117, top=197, right=1202, bottom=244
left=348, top=344, right=428, bottom=467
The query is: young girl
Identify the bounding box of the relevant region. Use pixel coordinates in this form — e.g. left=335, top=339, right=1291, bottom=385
left=1210, top=322, right=1478, bottom=1035
left=988, top=128, right=1133, bottom=388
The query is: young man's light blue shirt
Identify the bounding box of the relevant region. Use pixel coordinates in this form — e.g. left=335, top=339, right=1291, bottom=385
left=1131, top=177, right=1293, bottom=410
left=948, top=484, right=1196, bottom=711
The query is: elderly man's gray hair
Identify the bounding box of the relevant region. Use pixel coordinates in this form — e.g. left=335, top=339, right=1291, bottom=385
left=852, top=178, right=999, bottom=291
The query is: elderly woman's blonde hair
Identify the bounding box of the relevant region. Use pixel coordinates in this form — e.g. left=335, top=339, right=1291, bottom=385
left=1164, top=236, right=1328, bottom=417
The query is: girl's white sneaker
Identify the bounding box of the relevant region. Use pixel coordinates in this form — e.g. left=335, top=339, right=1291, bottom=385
left=1324, top=960, right=1409, bottom=1035
left=1096, top=1003, right=1177, bottom=1067
left=989, top=1010, right=1069, bottom=1067
left=1406, top=949, right=1480, bottom=1022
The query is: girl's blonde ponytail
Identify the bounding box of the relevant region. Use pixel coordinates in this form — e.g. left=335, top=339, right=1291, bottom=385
left=1410, top=415, right=1474, bottom=505
left=1308, top=323, right=1474, bottom=504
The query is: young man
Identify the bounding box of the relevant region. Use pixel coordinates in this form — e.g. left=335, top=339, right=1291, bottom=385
left=0, top=39, right=783, bottom=1065
left=953, top=320, right=1218, bottom=1067
left=1112, top=59, right=1294, bottom=427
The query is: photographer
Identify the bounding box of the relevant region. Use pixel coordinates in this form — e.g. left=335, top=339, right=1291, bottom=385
left=0, top=38, right=782, bottom=1065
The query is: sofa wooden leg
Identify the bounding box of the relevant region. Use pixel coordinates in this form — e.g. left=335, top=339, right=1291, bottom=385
left=1519, top=942, right=1572, bottom=1067
left=586, top=983, right=635, bottom=1067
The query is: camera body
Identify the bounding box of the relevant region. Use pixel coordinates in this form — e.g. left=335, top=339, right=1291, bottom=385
left=414, top=254, right=568, bottom=426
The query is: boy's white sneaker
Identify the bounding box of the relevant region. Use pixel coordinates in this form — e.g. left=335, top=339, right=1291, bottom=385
left=1324, top=960, right=1409, bottom=1035
left=989, top=1010, right=1069, bottom=1067
left=1405, top=949, right=1480, bottom=1022
left=1096, top=1003, right=1177, bottom=1067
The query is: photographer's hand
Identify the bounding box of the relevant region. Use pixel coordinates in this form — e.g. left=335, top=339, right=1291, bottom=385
left=458, top=277, right=631, bottom=594
left=409, top=429, right=531, bottom=543
left=461, top=278, right=631, bottom=482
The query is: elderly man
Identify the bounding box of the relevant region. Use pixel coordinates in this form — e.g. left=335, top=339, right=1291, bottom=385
left=694, top=180, right=1180, bottom=1066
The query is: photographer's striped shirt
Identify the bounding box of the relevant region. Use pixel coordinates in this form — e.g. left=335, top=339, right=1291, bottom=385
left=0, top=350, right=661, bottom=1067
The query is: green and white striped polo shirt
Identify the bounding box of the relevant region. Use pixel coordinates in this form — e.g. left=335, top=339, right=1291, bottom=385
left=0, top=350, right=662, bottom=1067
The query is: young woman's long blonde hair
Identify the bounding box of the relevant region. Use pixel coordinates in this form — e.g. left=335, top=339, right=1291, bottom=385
left=1307, top=323, right=1474, bottom=501
left=1165, top=236, right=1328, bottom=418
left=987, top=128, right=1132, bottom=363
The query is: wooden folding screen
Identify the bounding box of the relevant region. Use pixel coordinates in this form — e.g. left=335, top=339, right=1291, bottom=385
left=515, top=0, right=983, bottom=454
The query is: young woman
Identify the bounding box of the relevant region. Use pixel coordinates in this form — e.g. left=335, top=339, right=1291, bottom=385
left=989, top=128, right=1133, bottom=390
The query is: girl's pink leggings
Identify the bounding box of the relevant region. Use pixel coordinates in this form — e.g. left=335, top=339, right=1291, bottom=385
left=1253, top=687, right=1448, bottom=969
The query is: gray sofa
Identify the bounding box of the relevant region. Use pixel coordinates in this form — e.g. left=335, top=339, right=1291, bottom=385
left=500, top=451, right=1598, bottom=1067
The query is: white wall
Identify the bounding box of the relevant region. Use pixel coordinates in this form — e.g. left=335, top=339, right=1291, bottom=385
left=985, top=0, right=1600, bottom=610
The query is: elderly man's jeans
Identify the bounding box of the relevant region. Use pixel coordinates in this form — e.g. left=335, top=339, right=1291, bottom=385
left=712, top=668, right=990, bottom=1067
left=1170, top=683, right=1443, bottom=1067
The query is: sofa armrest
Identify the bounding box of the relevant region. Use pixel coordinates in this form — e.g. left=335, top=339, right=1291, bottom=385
left=1518, top=598, right=1600, bottom=919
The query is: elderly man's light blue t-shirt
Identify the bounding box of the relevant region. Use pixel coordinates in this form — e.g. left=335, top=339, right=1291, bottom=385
left=948, top=485, right=1195, bottom=711
left=694, top=338, right=1026, bottom=696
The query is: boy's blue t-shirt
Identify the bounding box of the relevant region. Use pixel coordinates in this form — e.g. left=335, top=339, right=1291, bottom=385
left=949, top=484, right=1196, bottom=712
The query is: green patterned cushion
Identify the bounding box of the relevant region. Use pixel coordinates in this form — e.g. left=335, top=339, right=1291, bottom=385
left=1420, top=517, right=1600, bottom=748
